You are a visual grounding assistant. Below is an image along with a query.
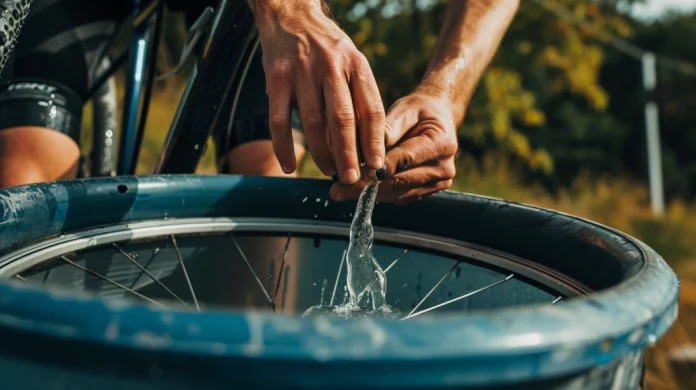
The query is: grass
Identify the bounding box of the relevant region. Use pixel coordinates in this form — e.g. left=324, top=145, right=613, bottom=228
left=85, top=78, right=696, bottom=389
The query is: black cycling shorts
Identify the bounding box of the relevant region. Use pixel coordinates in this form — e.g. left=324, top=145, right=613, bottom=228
left=0, top=0, right=302, bottom=165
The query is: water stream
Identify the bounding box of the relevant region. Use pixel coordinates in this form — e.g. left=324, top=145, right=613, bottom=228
left=303, top=179, right=400, bottom=319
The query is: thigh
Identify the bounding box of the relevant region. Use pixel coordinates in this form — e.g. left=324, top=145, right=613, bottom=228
left=0, top=0, right=129, bottom=186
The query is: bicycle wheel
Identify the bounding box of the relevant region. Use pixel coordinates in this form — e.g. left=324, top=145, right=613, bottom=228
left=0, top=175, right=679, bottom=390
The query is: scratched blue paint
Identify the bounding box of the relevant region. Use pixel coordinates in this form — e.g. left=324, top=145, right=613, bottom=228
left=0, top=175, right=679, bottom=389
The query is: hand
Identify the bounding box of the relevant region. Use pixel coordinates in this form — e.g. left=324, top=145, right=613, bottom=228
left=329, top=90, right=459, bottom=204
left=253, top=0, right=386, bottom=184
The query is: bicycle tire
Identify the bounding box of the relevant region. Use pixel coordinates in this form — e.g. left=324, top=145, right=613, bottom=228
left=0, top=175, right=679, bottom=389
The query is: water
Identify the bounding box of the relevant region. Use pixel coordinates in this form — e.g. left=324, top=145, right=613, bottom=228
left=303, top=179, right=400, bottom=320
left=302, top=303, right=401, bottom=320
left=344, top=180, right=386, bottom=309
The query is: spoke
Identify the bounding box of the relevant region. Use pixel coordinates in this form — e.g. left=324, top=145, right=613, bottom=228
left=408, top=263, right=458, bottom=316
left=402, top=274, right=514, bottom=320
left=112, top=243, right=188, bottom=307
left=384, top=249, right=408, bottom=274
left=170, top=235, right=200, bottom=311
left=272, top=234, right=292, bottom=306
left=330, top=248, right=347, bottom=306
left=128, top=246, right=161, bottom=290
left=550, top=296, right=562, bottom=305
left=59, top=256, right=164, bottom=307
left=231, top=234, right=274, bottom=308
left=41, top=269, right=52, bottom=285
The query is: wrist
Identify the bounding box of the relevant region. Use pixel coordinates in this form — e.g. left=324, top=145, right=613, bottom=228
left=416, top=67, right=470, bottom=125
left=250, top=0, right=325, bottom=32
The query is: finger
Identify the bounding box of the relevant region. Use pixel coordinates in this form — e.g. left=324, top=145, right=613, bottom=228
left=296, top=70, right=335, bottom=176
left=384, top=129, right=455, bottom=176
left=350, top=55, right=385, bottom=170
left=267, top=61, right=296, bottom=173
left=329, top=162, right=454, bottom=201
left=324, top=71, right=360, bottom=184
left=385, top=100, right=420, bottom=148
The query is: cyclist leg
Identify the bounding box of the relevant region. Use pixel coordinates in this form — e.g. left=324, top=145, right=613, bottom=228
left=0, top=0, right=129, bottom=188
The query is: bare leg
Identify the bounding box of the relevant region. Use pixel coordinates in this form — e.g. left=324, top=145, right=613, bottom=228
left=0, top=126, right=79, bottom=188
left=222, top=139, right=305, bottom=177
left=221, top=139, right=306, bottom=312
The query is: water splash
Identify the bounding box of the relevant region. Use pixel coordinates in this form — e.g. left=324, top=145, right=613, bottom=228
left=303, top=179, right=400, bottom=319
left=345, top=179, right=386, bottom=310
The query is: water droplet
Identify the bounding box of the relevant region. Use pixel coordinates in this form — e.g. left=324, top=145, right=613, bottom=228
left=319, top=279, right=328, bottom=306
left=302, top=197, right=308, bottom=203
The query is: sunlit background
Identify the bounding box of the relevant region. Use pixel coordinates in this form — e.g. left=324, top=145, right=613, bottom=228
left=80, top=1, right=696, bottom=388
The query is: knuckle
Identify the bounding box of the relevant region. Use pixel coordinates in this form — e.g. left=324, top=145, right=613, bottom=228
left=443, top=137, right=459, bottom=156
left=321, top=51, right=344, bottom=73
left=395, top=150, right=418, bottom=172
left=332, top=106, right=356, bottom=129
left=303, top=114, right=325, bottom=130
left=350, top=52, right=370, bottom=73
left=269, top=114, right=288, bottom=130
left=270, top=61, right=292, bottom=81
left=364, top=106, right=385, bottom=124
left=297, top=56, right=313, bottom=74
left=350, top=49, right=368, bottom=64
left=442, top=161, right=456, bottom=180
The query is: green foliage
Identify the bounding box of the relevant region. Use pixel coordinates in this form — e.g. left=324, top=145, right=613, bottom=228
left=324, top=1, right=644, bottom=179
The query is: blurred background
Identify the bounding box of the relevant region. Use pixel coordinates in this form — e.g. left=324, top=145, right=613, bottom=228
left=81, top=0, right=696, bottom=388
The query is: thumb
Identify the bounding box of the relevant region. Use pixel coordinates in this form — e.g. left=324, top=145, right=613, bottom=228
left=385, top=99, right=420, bottom=148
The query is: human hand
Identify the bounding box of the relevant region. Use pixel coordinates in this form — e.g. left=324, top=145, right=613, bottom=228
left=329, top=89, right=459, bottom=204
left=252, top=0, right=385, bottom=184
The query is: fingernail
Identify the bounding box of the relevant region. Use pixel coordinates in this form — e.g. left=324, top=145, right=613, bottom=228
left=281, top=164, right=293, bottom=174
left=369, top=156, right=383, bottom=170
left=343, top=169, right=359, bottom=184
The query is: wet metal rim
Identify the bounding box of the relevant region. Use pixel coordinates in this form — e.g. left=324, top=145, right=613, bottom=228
left=0, top=217, right=589, bottom=298
left=0, top=175, right=680, bottom=388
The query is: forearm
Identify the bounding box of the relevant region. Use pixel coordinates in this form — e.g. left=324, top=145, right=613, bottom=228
left=418, top=0, right=519, bottom=125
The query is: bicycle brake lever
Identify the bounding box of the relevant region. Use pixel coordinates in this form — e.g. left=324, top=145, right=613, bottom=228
left=156, top=7, right=215, bottom=82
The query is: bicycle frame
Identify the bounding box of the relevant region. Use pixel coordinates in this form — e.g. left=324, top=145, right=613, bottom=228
left=87, top=0, right=258, bottom=177
left=155, top=0, right=258, bottom=174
